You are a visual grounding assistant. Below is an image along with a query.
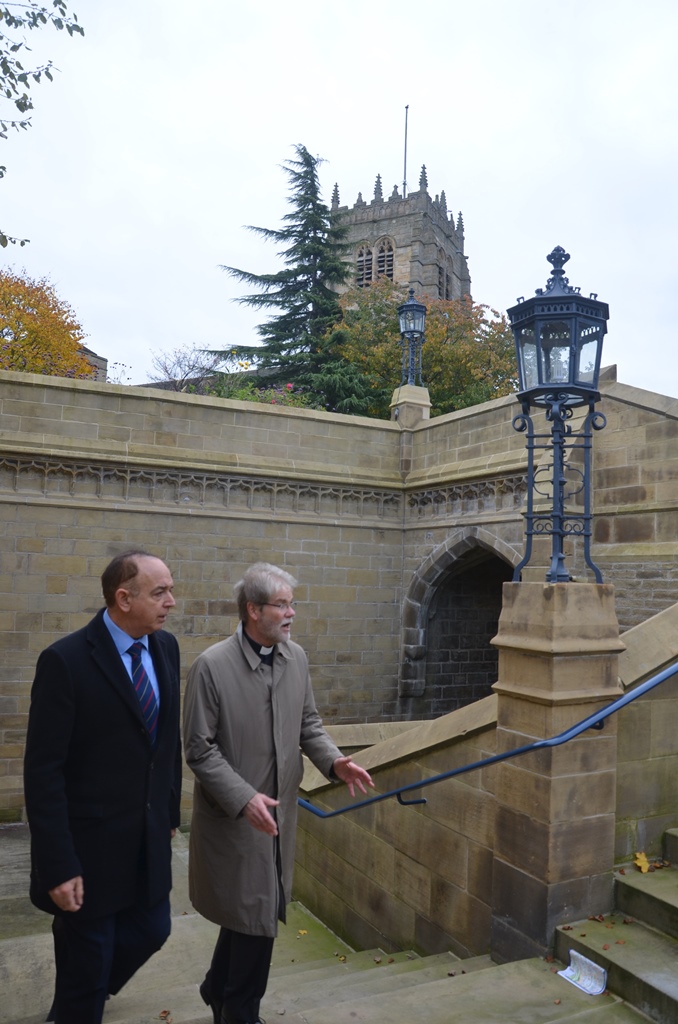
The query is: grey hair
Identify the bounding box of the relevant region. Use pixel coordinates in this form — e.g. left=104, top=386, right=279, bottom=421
left=234, top=562, right=298, bottom=621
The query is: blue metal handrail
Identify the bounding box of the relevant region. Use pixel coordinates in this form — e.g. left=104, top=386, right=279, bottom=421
left=298, top=659, right=678, bottom=819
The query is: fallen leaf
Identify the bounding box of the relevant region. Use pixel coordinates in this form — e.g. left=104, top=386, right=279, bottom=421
left=622, top=919, right=634, bottom=925
left=373, top=957, right=382, bottom=964
left=554, top=999, right=561, bottom=1005
left=338, top=955, right=346, bottom=962
left=615, top=940, right=626, bottom=945
left=562, top=925, right=573, bottom=931
left=602, top=944, right=610, bottom=950
left=297, top=929, right=308, bottom=936
left=448, top=971, right=456, bottom=977
left=618, top=868, right=626, bottom=875
left=634, top=852, right=650, bottom=873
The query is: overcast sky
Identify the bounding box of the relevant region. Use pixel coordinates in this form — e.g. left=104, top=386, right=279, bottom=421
left=2, top=0, right=677, bottom=396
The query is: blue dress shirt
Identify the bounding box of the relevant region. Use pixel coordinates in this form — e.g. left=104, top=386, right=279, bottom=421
left=103, top=608, right=160, bottom=705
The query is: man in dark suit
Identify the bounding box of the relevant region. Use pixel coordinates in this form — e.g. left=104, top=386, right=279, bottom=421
left=23, top=550, right=182, bottom=1024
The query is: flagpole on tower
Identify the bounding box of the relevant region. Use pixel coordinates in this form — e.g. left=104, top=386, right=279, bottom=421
left=403, top=104, right=409, bottom=199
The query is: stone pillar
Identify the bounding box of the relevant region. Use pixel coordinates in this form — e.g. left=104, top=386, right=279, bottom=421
left=490, top=582, right=624, bottom=962
left=390, top=384, right=430, bottom=428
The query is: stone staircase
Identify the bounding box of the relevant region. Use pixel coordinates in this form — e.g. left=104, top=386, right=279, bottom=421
left=555, top=828, right=678, bottom=1024
left=1, top=825, right=668, bottom=1024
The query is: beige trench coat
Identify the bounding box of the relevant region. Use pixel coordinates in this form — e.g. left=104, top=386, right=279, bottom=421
left=183, top=625, right=342, bottom=937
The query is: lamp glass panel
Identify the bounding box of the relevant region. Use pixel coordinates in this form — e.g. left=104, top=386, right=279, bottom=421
left=400, top=309, right=416, bottom=333
left=518, top=327, right=539, bottom=389
left=576, top=322, right=602, bottom=385
left=540, top=321, right=571, bottom=383
left=411, top=307, right=426, bottom=334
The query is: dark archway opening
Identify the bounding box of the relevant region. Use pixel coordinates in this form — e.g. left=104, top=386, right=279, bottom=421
left=426, top=549, right=513, bottom=714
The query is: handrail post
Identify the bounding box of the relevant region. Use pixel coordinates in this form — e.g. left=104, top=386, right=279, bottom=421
left=489, top=581, right=625, bottom=962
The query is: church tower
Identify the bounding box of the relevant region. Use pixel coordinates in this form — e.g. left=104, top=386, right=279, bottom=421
left=332, top=165, right=471, bottom=300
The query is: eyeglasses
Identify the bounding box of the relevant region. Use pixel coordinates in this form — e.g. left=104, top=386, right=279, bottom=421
left=261, top=602, right=297, bottom=612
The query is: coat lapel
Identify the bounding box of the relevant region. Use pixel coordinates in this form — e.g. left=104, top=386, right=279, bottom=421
left=149, top=631, right=175, bottom=746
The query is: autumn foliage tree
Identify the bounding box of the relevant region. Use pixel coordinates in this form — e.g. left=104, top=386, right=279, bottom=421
left=326, top=277, right=517, bottom=418
left=0, top=268, right=94, bottom=376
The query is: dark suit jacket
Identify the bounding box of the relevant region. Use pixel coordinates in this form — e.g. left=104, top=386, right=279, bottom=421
left=23, top=609, right=182, bottom=920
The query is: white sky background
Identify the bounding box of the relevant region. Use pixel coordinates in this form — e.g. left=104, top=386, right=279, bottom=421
left=1, top=0, right=677, bottom=394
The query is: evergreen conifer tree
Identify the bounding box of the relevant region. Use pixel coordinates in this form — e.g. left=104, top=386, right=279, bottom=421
left=215, top=145, right=356, bottom=405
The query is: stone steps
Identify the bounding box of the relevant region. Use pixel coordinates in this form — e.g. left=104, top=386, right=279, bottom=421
left=555, top=862, right=678, bottom=1024
left=0, top=826, right=654, bottom=1024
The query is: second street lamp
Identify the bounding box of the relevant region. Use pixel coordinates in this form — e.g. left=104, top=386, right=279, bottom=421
left=398, top=288, right=427, bottom=387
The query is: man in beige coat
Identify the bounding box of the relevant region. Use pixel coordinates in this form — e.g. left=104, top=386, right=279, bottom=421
left=183, top=563, right=373, bottom=1024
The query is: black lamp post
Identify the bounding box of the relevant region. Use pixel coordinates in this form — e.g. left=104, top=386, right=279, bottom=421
left=507, top=246, right=609, bottom=583
left=398, top=288, right=427, bottom=386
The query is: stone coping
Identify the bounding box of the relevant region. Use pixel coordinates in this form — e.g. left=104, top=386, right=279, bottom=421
left=301, top=695, right=497, bottom=794
left=618, top=602, right=678, bottom=688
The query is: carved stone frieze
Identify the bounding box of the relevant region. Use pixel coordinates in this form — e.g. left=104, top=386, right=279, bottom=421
left=0, top=456, right=403, bottom=521
left=407, top=474, right=527, bottom=518
left=0, top=455, right=527, bottom=525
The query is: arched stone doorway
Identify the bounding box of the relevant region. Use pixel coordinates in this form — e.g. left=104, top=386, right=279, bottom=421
left=426, top=549, right=513, bottom=714
left=398, top=527, right=520, bottom=717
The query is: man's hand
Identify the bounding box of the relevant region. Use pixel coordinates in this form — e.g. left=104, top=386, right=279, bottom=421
left=48, top=876, right=84, bottom=912
left=332, top=756, right=374, bottom=798
left=243, top=793, right=280, bottom=835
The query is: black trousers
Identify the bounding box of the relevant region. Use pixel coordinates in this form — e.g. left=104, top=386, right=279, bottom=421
left=206, top=927, right=274, bottom=1023
left=50, top=896, right=171, bottom=1024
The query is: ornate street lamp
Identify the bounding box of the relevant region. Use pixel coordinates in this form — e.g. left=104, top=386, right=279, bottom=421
left=507, top=247, right=609, bottom=583
left=398, top=288, right=427, bottom=386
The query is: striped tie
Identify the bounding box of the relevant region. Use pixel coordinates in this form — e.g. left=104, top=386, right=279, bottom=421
left=128, top=641, right=158, bottom=746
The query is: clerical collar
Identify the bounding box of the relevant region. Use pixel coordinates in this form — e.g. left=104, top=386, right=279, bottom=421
left=244, top=628, right=274, bottom=659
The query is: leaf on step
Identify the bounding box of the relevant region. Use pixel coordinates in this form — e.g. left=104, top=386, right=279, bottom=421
left=634, top=851, right=650, bottom=873
left=554, top=999, right=561, bottom=1005
left=618, top=868, right=626, bottom=874
left=622, top=918, right=634, bottom=925
left=615, top=940, right=626, bottom=945
left=602, top=944, right=610, bottom=950
left=338, top=955, right=346, bottom=962
left=562, top=925, right=573, bottom=931
left=297, top=929, right=308, bottom=936
left=373, top=956, right=382, bottom=963
left=588, top=914, right=605, bottom=922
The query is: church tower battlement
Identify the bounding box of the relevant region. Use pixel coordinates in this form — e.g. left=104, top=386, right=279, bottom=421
left=332, top=165, right=471, bottom=302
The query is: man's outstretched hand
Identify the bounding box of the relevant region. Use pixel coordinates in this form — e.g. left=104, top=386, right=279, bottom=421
left=332, top=756, right=374, bottom=798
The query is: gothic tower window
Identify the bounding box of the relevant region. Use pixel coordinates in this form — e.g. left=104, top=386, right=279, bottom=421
left=357, top=246, right=373, bottom=287
left=376, top=238, right=394, bottom=280
left=438, top=264, right=445, bottom=298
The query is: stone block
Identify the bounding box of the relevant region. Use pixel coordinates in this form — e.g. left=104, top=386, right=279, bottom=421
left=493, top=806, right=615, bottom=881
